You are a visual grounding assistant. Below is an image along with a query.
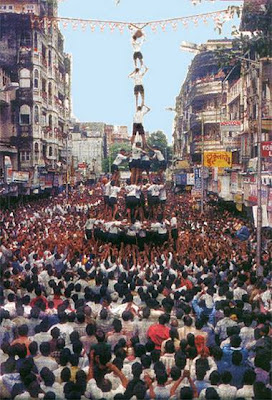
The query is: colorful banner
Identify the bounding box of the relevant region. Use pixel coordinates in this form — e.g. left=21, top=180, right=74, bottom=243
left=261, top=141, right=272, bottom=158
left=30, top=6, right=241, bottom=34
left=204, top=151, right=232, bottom=168
left=194, top=168, right=202, bottom=190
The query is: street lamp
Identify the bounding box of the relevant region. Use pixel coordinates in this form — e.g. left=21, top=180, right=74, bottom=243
left=0, top=82, right=19, bottom=93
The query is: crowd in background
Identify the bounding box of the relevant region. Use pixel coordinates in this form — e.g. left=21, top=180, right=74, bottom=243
left=0, top=181, right=271, bottom=400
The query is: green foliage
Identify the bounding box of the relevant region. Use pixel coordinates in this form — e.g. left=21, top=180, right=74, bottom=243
left=147, top=131, right=168, bottom=152
left=147, top=131, right=172, bottom=171
left=102, top=142, right=131, bottom=173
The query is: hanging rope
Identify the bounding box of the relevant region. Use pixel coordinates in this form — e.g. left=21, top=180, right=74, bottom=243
left=30, top=6, right=241, bottom=33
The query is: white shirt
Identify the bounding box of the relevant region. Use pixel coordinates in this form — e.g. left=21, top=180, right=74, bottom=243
left=153, top=149, right=165, bottom=161
left=133, top=106, right=149, bottom=123
left=131, top=35, right=145, bottom=52
left=159, top=185, right=166, bottom=201
left=113, top=153, right=127, bottom=166
left=85, top=378, right=125, bottom=400
left=217, top=384, right=237, bottom=400
left=171, top=217, right=177, bottom=228
left=148, top=184, right=160, bottom=197
left=126, top=185, right=139, bottom=198
left=236, top=385, right=254, bottom=400
left=104, top=182, right=111, bottom=196
left=132, top=70, right=145, bottom=86
left=109, top=186, right=121, bottom=199
left=132, top=144, right=144, bottom=160
left=158, top=222, right=167, bottom=235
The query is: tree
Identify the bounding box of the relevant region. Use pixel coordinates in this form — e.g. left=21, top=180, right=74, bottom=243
left=147, top=131, right=168, bottom=153
left=102, top=142, right=131, bottom=173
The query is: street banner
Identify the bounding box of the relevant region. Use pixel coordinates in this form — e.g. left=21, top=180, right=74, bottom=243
left=12, top=171, right=29, bottom=183
left=268, top=188, right=272, bottom=212
left=261, top=141, right=272, bottom=158
left=186, top=173, right=194, bottom=185
left=204, top=151, right=232, bottom=168
left=194, top=168, right=202, bottom=190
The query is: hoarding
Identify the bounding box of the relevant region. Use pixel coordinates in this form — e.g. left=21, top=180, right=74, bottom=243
left=204, top=152, right=232, bottom=168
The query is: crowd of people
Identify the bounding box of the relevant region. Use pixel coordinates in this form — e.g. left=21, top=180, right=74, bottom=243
left=0, top=176, right=271, bottom=400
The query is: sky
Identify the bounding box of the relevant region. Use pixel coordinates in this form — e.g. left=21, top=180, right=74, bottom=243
left=58, top=0, right=242, bottom=142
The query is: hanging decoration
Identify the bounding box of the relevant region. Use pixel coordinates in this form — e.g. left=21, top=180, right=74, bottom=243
left=30, top=6, right=241, bottom=34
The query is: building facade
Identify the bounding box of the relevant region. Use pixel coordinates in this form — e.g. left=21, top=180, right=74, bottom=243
left=0, top=0, right=71, bottom=193
left=172, top=35, right=272, bottom=225
left=71, top=122, right=105, bottom=175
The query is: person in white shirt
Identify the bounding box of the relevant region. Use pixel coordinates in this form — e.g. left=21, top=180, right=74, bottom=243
left=132, top=105, right=150, bottom=145
left=111, top=149, right=129, bottom=183
left=131, top=29, right=145, bottom=68
left=128, top=65, right=148, bottom=107
left=103, top=180, right=111, bottom=214
left=131, top=142, right=146, bottom=185
left=108, top=182, right=121, bottom=220
left=125, top=184, right=140, bottom=222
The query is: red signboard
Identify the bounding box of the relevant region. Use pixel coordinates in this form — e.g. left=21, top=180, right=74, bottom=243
left=261, top=141, right=272, bottom=158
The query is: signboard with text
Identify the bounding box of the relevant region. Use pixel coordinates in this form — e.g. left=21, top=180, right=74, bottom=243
left=12, top=171, right=29, bottom=183
left=261, top=141, right=272, bottom=158
left=220, top=121, right=242, bottom=132
left=204, top=151, right=232, bottom=168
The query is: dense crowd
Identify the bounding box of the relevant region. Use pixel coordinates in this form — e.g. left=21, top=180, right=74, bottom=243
left=0, top=180, right=271, bottom=400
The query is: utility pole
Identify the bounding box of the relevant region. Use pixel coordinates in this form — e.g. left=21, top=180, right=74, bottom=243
left=65, top=132, right=69, bottom=201
left=256, top=59, right=263, bottom=275
left=201, top=113, right=205, bottom=213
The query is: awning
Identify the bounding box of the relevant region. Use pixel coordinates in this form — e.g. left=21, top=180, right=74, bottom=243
left=0, top=144, right=17, bottom=154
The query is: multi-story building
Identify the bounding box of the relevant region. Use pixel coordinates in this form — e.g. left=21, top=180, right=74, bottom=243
left=0, top=68, right=18, bottom=182
left=172, top=34, right=272, bottom=224
left=0, top=0, right=71, bottom=189
left=71, top=122, right=105, bottom=175
left=173, top=40, right=234, bottom=167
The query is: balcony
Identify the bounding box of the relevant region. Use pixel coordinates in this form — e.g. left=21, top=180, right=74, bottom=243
left=189, top=80, right=222, bottom=100
left=192, top=137, right=224, bottom=153
left=190, top=109, right=221, bottom=127
left=0, top=91, right=10, bottom=106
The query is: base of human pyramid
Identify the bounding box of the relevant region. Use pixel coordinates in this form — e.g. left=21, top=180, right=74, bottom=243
left=89, top=139, right=173, bottom=250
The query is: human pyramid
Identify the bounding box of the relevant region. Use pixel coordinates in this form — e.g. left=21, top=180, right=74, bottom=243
left=86, top=29, right=177, bottom=249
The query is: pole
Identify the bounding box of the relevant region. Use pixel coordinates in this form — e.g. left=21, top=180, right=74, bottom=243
left=201, top=113, right=204, bottom=213
left=66, top=133, right=68, bottom=201
left=256, top=60, right=263, bottom=275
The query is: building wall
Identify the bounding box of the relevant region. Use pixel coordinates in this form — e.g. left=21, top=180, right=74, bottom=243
left=0, top=0, right=71, bottom=176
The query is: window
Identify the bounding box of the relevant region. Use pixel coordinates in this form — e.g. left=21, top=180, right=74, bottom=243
left=34, top=69, right=39, bottom=89
left=49, top=146, right=53, bottom=157
left=34, top=105, right=39, bottom=123
left=48, top=114, right=52, bottom=128
left=19, top=68, right=30, bottom=88
left=20, top=151, right=30, bottom=162
left=20, top=105, right=30, bottom=125
left=48, top=50, right=52, bottom=67
left=34, top=32, right=38, bottom=51
left=20, top=31, right=31, bottom=47
left=34, top=142, right=39, bottom=152
left=48, top=82, right=52, bottom=98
